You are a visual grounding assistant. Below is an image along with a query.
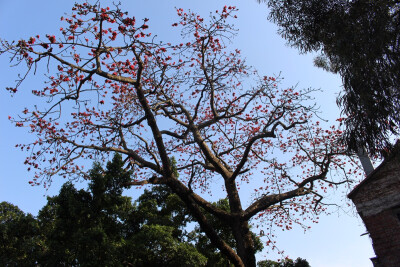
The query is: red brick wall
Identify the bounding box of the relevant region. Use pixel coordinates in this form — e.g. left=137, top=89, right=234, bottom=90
left=350, top=150, right=400, bottom=266
left=362, top=209, right=400, bottom=267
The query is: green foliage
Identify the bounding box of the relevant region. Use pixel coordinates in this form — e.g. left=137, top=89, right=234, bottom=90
left=188, top=198, right=264, bottom=266
left=0, top=201, right=41, bottom=266
left=3, top=154, right=306, bottom=266
left=2, top=154, right=237, bottom=266
left=34, top=153, right=206, bottom=266
left=169, top=156, right=179, bottom=178
left=134, top=185, right=191, bottom=237
left=135, top=187, right=263, bottom=266
left=257, top=257, right=310, bottom=267
left=266, top=0, right=400, bottom=154
left=37, top=154, right=135, bottom=266
left=127, top=224, right=206, bottom=267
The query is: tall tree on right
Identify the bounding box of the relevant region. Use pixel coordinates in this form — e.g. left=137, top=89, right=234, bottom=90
left=264, top=0, right=400, bottom=155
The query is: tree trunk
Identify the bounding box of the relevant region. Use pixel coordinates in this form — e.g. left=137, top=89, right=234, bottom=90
left=167, top=178, right=246, bottom=266
left=224, top=179, right=256, bottom=267
left=232, top=219, right=257, bottom=267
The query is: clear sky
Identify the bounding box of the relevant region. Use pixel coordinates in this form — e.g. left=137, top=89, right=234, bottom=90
left=0, top=0, right=375, bottom=266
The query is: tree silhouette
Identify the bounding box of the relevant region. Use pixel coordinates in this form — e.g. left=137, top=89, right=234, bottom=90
left=265, top=0, right=400, bottom=155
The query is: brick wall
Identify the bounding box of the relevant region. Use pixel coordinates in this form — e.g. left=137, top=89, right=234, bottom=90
left=351, top=158, right=400, bottom=217
left=349, top=145, right=400, bottom=267
left=363, top=209, right=400, bottom=267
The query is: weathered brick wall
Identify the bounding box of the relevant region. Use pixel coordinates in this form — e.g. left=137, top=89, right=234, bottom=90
left=351, top=158, right=400, bottom=217
left=363, top=209, right=400, bottom=267
left=350, top=150, right=400, bottom=267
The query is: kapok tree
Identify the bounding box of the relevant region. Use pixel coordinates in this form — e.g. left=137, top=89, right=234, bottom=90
left=1, top=3, right=359, bottom=267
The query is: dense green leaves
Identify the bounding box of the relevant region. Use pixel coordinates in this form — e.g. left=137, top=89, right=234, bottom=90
left=0, top=202, right=41, bottom=266
left=35, top=154, right=207, bottom=266
left=189, top=198, right=264, bottom=266
left=257, top=257, right=310, bottom=267
left=1, top=154, right=268, bottom=266
left=35, top=155, right=134, bottom=266
left=128, top=224, right=207, bottom=267
left=266, top=0, right=400, bottom=154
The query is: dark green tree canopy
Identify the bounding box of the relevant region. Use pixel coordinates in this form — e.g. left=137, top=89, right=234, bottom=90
left=257, top=257, right=310, bottom=267
left=36, top=154, right=207, bottom=266
left=0, top=202, right=41, bottom=266
left=1, top=154, right=267, bottom=266
left=266, top=0, right=400, bottom=155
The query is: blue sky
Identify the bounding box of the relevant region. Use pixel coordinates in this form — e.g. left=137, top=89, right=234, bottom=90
left=0, top=0, right=374, bottom=266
